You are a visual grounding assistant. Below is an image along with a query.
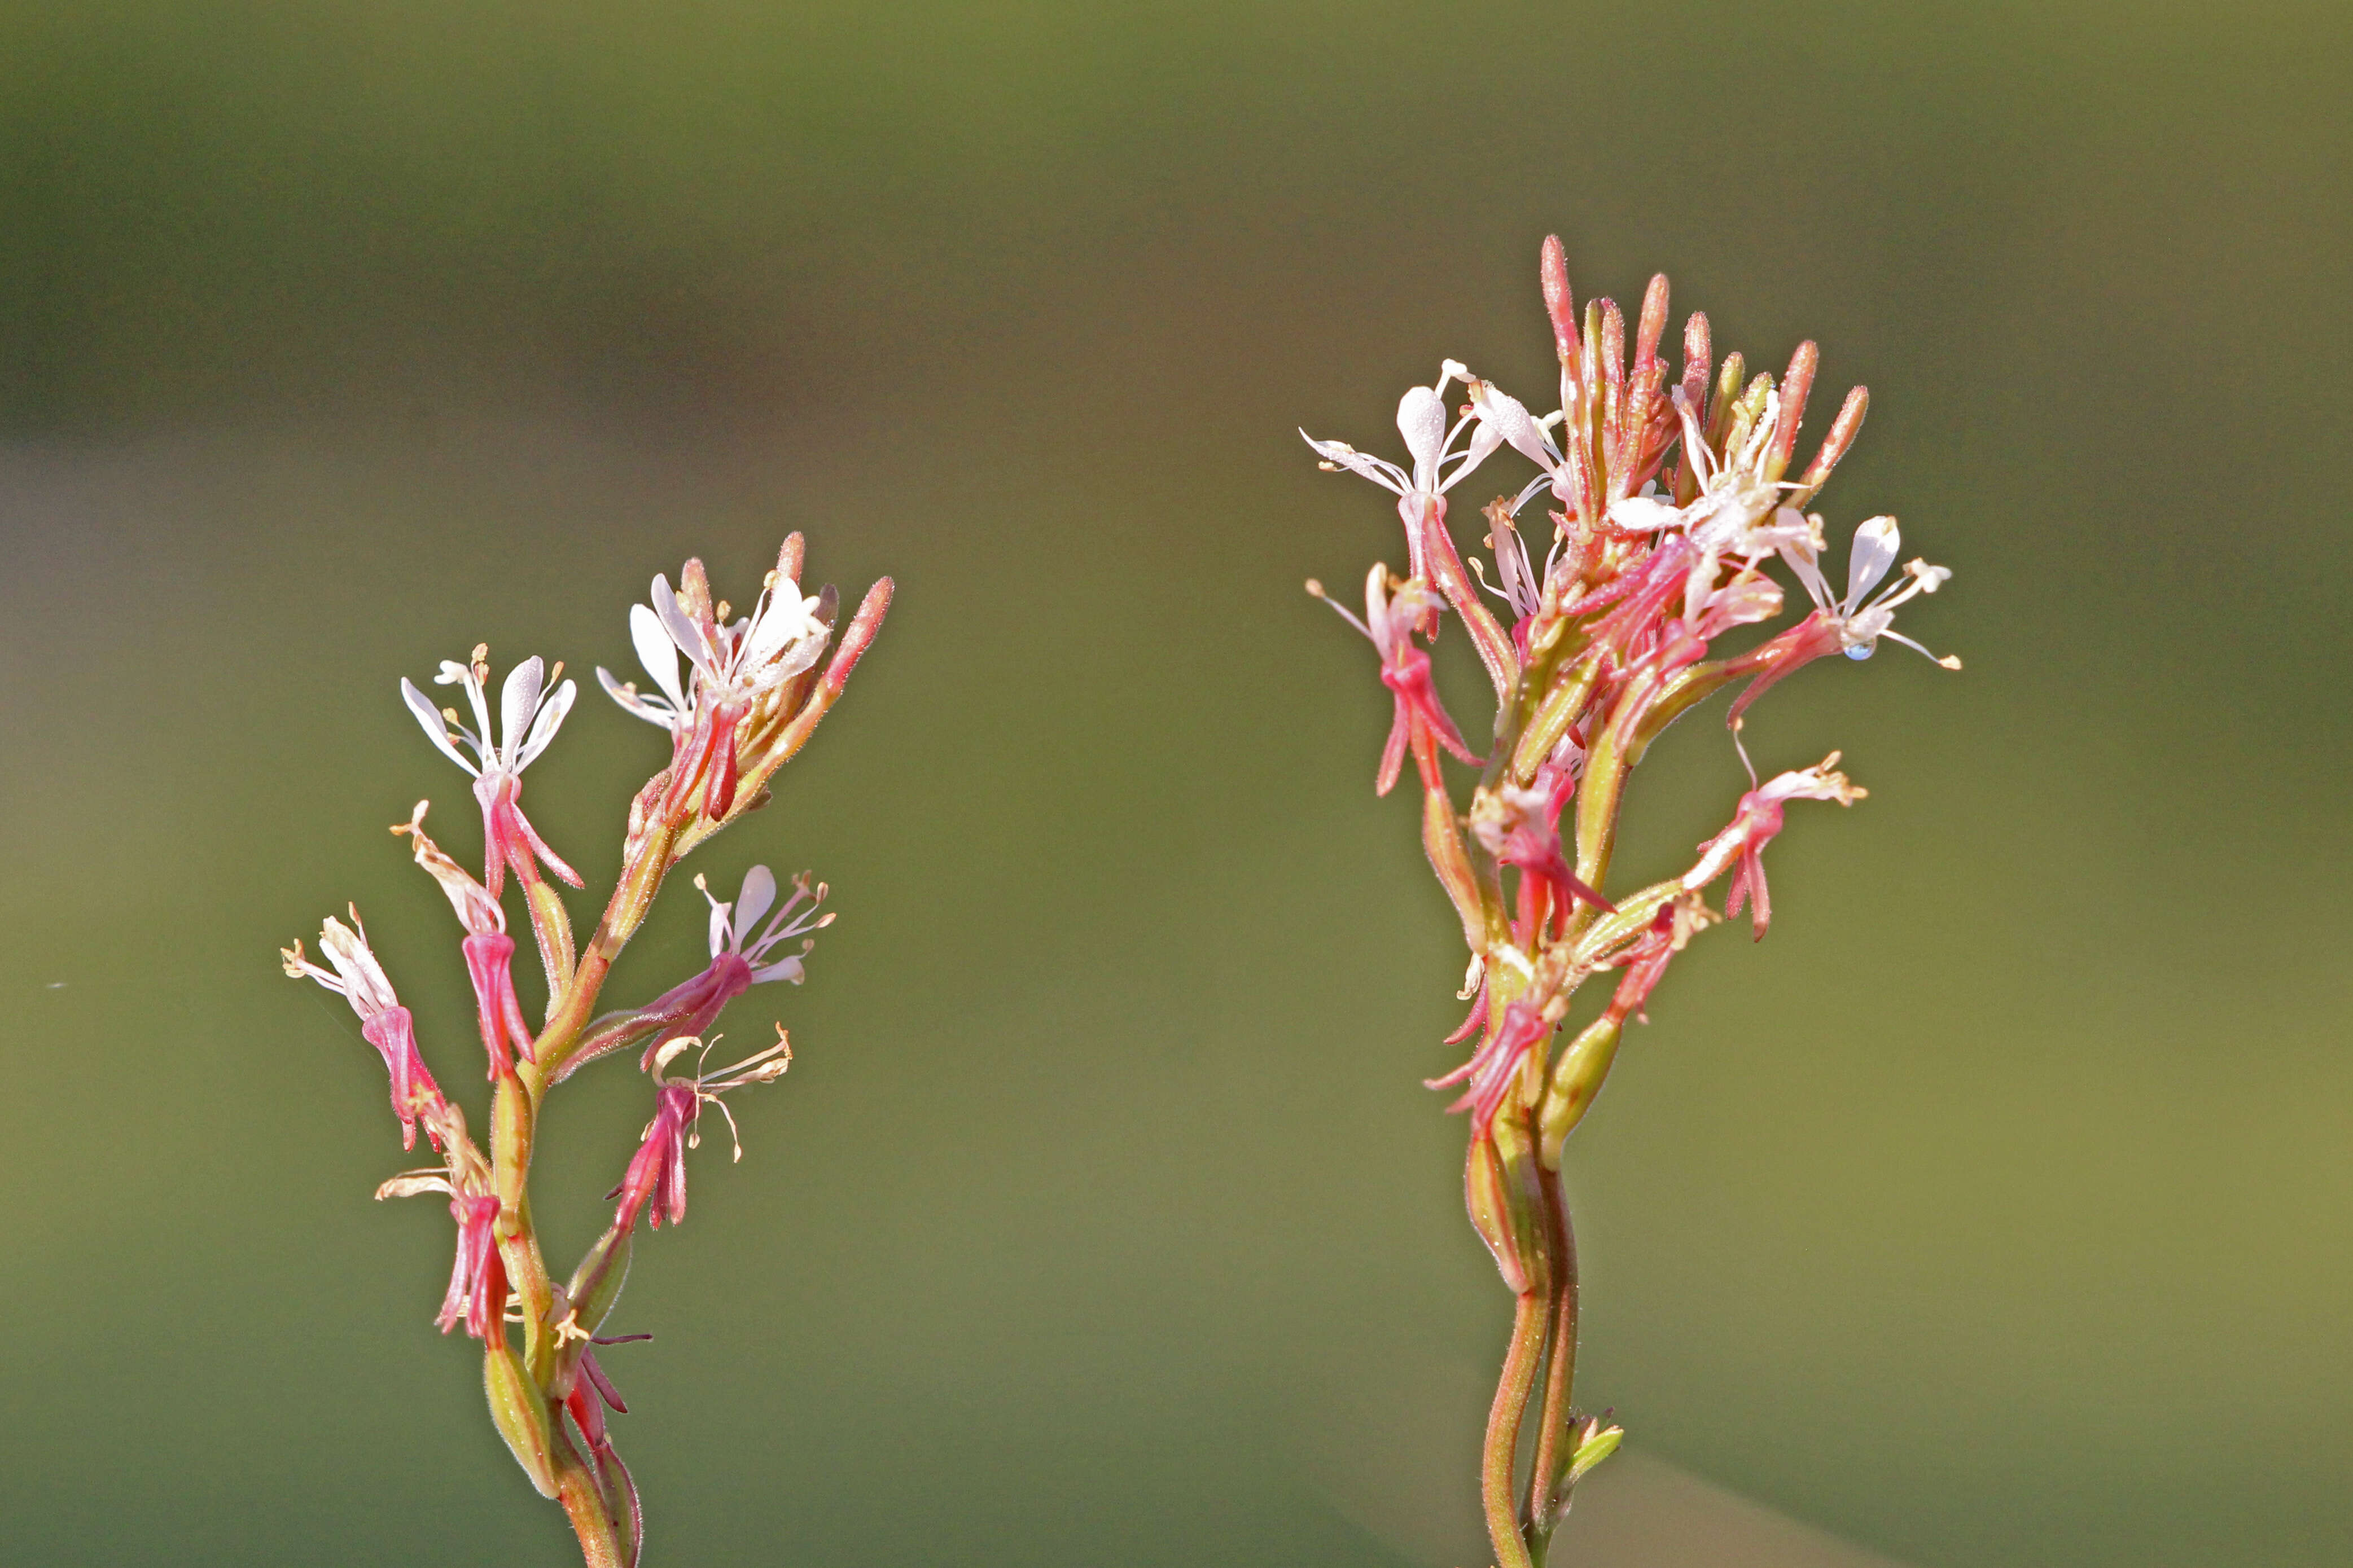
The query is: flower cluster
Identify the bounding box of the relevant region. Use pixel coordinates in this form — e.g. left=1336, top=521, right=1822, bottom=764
left=1303, top=236, right=1953, bottom=1568
left=284, top=535, right=890, bottom=1568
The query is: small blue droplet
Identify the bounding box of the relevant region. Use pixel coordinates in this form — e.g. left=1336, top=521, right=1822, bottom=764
left=1844, top=643, right=1875, bottom=661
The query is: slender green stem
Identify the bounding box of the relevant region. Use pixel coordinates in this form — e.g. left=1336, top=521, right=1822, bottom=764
left=1526, top=1168, right=1580, bottom=1563
left=1483, top=1291, right=1549, bottom=1568
left=554, top=1426, right=628, bottom=1568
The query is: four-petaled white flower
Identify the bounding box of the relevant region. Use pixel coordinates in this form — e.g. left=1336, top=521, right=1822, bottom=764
left=1779, top=516, right=1960, bottom=666
left=597, top=571, right=830, bottom=735
left=400, top=649, right=582, bottom=894
left=1303, top=361, right=1512, bottom=585
left=701, top=864, right=833, bottom=987
left=401, top=650, right=576, bottom=784
left=1596, top=392, right=1819, bottom=629
left=1302, top=361, right=1507, bottom=505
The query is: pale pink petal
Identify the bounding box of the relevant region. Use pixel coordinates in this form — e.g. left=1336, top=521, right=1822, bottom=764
left=401, top=678, right=483, bottom=776
left=1845, top=517, right=1901, bottom=607
left=734, top=866, right=777, bottom=935
left=630, top=603, right=689, bottom=711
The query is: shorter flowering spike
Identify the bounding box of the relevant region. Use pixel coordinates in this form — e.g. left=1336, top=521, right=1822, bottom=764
left=1684, top=754, right=1866, bottom=939
left=283, top=913, right=446, bottom=1149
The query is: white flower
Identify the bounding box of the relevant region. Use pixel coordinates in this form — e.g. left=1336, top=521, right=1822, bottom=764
left=283, top=911, right=400, bottom=1019
left=1464, top=377, right=1578, bottom=515
left=699, top=866, right=834, bottom=986
left=1301, top=361, right=1506, bottom=504
left=1779, top=516, right=1960, bottom=666
left=598, top=570, right=830, bottom=734
left=400, top=650, right=576, bottom=781
left=1606, top=390, right=1811, bottom=564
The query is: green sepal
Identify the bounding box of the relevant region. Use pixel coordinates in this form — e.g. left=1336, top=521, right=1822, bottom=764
left=565, top=1227, right=634, bottom=1341
left=1567, top=1416, right=1624, bottom=1485
left=1466, top=1118, right=1549, bottom=1296
left=484, top=1340, right=560, bottom=1498
left=1537, top=1016, right=1623, bottom=1169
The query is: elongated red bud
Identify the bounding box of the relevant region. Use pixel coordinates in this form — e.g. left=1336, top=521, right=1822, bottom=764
left=1679, top=311, right=1711, bottom=414
left=1540, top=236, right=1580, bottom=364
left=1634, top=274, right=1670, bottom=371
left=1798, top=385, right=1869, bottom=495
left=1767, top=340, right=1818, bottom=480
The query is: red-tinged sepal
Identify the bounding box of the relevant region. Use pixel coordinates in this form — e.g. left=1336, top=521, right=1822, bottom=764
left=1464, top=1114, right=1549, bottom=1297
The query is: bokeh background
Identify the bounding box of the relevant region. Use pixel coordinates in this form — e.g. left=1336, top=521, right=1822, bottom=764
left=2, top=3, right=2348, bottom=1565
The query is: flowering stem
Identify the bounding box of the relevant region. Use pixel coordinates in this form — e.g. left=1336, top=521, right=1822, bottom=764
left=555, top=1431, right=627, bottom=1568
left=1526, top=1167, right=1580, bottom=1563
left=1483, top=1290, right=1548, bottom=1568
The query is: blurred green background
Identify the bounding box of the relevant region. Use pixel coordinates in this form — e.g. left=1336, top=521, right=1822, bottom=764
left=1, top=2, right=2347, bottom=1564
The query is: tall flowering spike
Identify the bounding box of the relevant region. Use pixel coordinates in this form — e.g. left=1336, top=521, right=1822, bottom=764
left=1300, top=235, right=1955, bottom=1568
left=1684, top=753, right=1867, bottom=939
left=401, top=647, right=583, bottom=897
left=282, top=913, right=446, bottom=1149
left=1308, top=568, right=1482, bottom=796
